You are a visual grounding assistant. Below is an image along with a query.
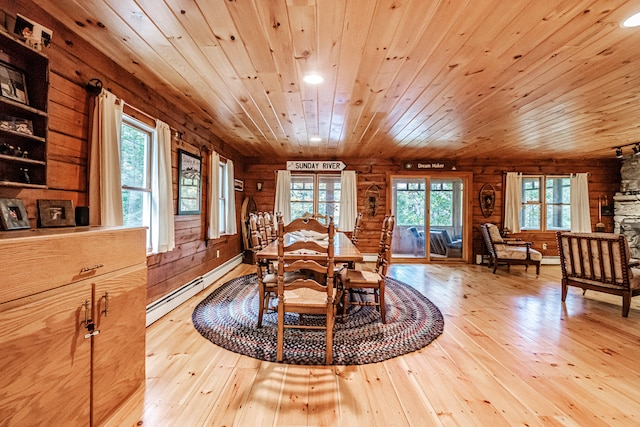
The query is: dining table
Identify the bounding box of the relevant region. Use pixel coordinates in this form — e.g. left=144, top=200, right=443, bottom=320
left=255, top=231, right=363, bottom=264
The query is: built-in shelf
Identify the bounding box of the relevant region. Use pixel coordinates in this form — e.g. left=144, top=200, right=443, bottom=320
left=0, top=30, right=49, bottom=188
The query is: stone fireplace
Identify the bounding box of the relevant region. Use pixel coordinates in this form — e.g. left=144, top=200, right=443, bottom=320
left=614, top=157, right=640, bottom=258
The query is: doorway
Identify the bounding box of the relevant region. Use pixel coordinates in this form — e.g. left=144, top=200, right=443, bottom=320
left=391, top=175, right=468, bottom=262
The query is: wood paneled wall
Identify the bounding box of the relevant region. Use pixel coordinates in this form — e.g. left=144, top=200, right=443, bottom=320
left=1, top=3, right=621, bottom=307
left=1, top=2, right=245, bottom=305
left=244, top=157, right=620, bottom=259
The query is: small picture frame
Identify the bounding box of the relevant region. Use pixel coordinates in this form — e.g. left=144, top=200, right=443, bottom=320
left=13, top=13, right=53, bottom=52
left=37, top=199, right=76, bottom=227
left=0, top=198, right=30, bottom=230
left=234, top=179, right=244, bottom=192
left=0, top=61, right=28, bottom=105
left=178, top=149, right=202, bottom=215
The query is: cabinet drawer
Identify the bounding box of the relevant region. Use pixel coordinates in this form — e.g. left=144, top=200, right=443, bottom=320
left=0, top=227, right=147, bottom=303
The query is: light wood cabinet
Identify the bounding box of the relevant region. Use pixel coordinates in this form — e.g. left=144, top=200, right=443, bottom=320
left=0, top=227, right=147, bottom=426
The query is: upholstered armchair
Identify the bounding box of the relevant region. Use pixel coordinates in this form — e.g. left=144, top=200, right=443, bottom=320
left=480, top=223, right=541, bottom=276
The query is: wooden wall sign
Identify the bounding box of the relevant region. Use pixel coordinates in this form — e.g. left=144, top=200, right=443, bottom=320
left=479, top=184, right=496, bottom=217
left=286, top=161, right=346, bottom=171
left=403, top=160, right=457, bottom=170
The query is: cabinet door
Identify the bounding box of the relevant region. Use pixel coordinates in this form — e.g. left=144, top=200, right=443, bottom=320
left=0, top=281, right=91, bottom=425
left=92, top=264, right=147, bottom=426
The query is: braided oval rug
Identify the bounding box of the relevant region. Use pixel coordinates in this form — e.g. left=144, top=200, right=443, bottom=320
left=192, top=274, right=444, bottom=365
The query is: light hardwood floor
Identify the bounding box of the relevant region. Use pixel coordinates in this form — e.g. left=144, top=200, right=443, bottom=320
left=107, top=263, right=640, bottom=426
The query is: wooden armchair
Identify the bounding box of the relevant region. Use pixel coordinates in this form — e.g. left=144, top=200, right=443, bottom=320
left=556, top=231, right=640, bottom=317
left=480, top=223, right=541, bottom=276
left=276, top=216, right=336, bottom=363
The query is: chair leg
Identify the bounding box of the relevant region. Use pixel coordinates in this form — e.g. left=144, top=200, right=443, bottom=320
left=326, top=304, right=334, bottom=364
left=257, top=283, right=265, bottom=328
left=342, top=288, right=349, bottom=322
left=379, top=282, right=386, bottom=324
left=561, top=281, right=568, bottom=301
left=622, top=291, right=631, bottom=317
left=277, top=299, right=285, bottom=362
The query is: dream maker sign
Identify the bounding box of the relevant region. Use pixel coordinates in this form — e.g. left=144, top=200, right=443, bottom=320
left=287, top=161, right=346, bottom=171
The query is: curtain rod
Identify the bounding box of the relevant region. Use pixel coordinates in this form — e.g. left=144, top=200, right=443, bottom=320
left=87, top=78, right=181, bottom=137
left=501, top=171, right=591, bottom=176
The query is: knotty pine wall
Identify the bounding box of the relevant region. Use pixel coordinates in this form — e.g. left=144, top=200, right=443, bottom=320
left=2, top=2, right=245, bottom=305
left=243, top=158, right=620, bottom=260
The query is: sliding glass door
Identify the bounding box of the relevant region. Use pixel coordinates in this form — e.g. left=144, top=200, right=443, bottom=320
left=391, top=175, right=467, bottom=261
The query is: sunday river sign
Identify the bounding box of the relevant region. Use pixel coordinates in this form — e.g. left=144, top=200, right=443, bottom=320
left=286, top=161, right=346, bottom=171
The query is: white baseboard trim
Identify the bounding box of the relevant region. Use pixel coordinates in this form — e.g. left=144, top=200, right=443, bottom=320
left=145, top=254, right=243, bottom=326
left=541, top=256, right=560, bottom=265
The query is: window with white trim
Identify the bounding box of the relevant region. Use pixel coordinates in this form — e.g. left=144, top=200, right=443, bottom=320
left=218, top=161, right=227, bottom=234
left=290, top=174, right=341, bottom=225
left=521, top=175, right=571, bottom=231
left=120, top=115, right=154, bottom=249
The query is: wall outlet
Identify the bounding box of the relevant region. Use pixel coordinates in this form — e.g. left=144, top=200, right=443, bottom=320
left=216, top=250, right=220, bottom=258
left=542, top=243, right=548, bottom=250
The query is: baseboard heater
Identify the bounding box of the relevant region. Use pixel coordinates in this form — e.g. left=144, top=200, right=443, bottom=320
left=145, top=254, right=243, bottom=326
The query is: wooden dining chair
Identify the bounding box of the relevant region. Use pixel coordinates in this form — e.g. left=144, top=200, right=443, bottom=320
left=276, top=216, right=336, bottom=363
left=351, top=212, right=364, bottom=245
left=341, top=215, right=394, bottom=323
left=250, top=212, right=280, bottom=327
left=263, top=212, right=277, bottom=242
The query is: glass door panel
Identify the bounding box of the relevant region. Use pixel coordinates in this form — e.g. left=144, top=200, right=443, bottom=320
left=391, top=177, right=427, bottom=258
left=430, top=178, right=464, bottom=259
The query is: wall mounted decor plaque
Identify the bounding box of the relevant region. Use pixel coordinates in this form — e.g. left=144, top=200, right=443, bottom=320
left=479, top=184, right=496, bottom=218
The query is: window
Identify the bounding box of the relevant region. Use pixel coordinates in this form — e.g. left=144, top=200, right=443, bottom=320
left=121, top=115, right=153, bottom=248
left=290, top=174, right=341, bottom=225
left=430, top=181, right=453, bottom=227
left=520, top=175, right=570, bottom=231
left=218, top=162, right=227, bottom=234
left=395, top=179, right=426, bottom=227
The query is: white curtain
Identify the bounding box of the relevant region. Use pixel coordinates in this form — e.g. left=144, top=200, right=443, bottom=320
left=152, top=120, right=175, bottom=253
left=504, top=172, right=522, bottom=233
left=208, top=151, right=221, bottom=239
left=570, top=173, right=591, bottom=232
left=338, top=170, right=357, bottom=231
left=88, top=89, right=123, bottom=226
left=274, top=170, right=291, bottom=224
left=225, top=159, right=237, bottom=234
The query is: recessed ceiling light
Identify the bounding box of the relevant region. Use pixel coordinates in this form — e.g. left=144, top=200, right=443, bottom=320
left=303, top=73, right=324, bottom=85
left=622, top=11, right=640, bottom=27
left=309, top=136, right=322, bottom=142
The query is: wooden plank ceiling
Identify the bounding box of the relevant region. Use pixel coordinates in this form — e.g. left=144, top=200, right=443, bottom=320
left=37, top=0, right=640, bottom=161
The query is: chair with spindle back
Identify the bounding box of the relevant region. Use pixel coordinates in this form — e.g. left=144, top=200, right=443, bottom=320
left=276, top=216, right=336, bottom=363
left=341, top=215, right=394, bottom=323
left=557, top=231, right=640, bottom=317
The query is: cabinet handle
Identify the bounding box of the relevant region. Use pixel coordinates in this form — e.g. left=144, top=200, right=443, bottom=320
left=80, top=263, right=104, bottom=273
left=82, top=299, right=100, bottom=339
left=102, top=292, right=109, bottom=317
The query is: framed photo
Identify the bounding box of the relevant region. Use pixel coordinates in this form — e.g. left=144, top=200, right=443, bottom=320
left=37, top=199, right=76, bottom=227
left=178, top=149, right=202, bottom=215
left=0, top=198, right=30, bottom=230
left=13, top=13, right=53, bottom=52
left=234, top=179, right=244, bottom=192
left=0, top=61, right=28, bottom=105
